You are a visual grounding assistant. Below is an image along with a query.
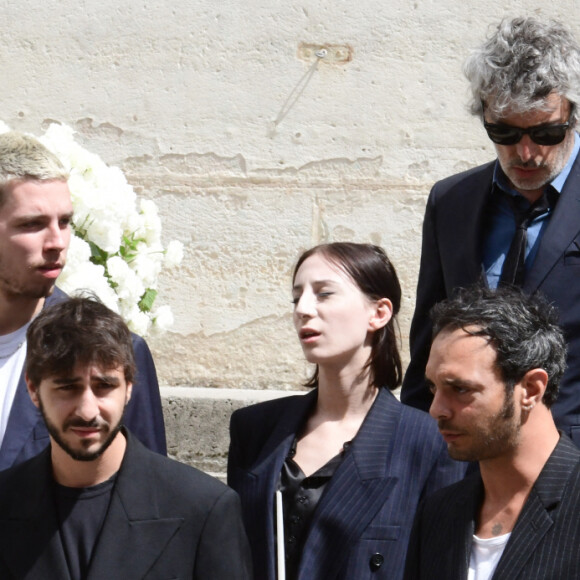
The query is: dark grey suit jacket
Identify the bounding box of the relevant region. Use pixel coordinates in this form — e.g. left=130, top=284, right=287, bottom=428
left=401, top=155, right=580, bottom=443
left=228, top=388, right=466, bottom=580
left=0, top=430, right=252, bottom=579
left=0, top=287, right=166, bottom=471
left=404, top=435, right=580, bottom=580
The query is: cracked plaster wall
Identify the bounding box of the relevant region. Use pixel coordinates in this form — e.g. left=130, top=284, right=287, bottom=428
left=1, top=1, right=577, bottom=393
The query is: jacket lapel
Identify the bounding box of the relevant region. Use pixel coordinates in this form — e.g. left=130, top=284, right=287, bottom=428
left=0, top=449, right=71, bottom=580
left=525, top=153, right=580, bottom=292
left=297, top=389, right=401, bottom=579
left=243, top=392, right=316, bottom=579
left=0, top=375, right=45, bottom=471
left=87, top=432, right=183, bottom=580
left=248, top=392, right=317, bottom=481
left=492, top=435, right=580, bottom=578
left=450, top=476, right=481, bottom=580
left=0, top=288, right=68, bottom=471
left=439, top=162, right=495, bottom=292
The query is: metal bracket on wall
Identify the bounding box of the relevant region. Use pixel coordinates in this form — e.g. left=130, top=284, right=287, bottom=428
left=297, top=43, right=353, bottom=64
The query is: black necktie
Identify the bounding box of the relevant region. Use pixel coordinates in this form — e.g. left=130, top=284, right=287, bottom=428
left=498, top=189, right=555, bottom=287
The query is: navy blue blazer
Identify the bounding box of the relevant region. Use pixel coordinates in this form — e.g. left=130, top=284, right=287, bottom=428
left=228, top=387, right=466, bottom=580
left=0, top=429, right=252, bottom=579
left=405, top=435, right=580, bottom=580
left=401, top=154, right=580, bottom=443
left=0, top=287, right=166, bottom=471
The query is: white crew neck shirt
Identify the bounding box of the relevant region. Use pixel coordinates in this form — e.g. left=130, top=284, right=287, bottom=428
left=468, top=532, right=511, bottom=580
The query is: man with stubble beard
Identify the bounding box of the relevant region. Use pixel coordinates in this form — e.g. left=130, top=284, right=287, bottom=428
left=405, top=287, right=580, bottom=580
left=401, top=18, right=580, bottom=449
left=0, top=297, right=251, bottom=579
left=0, top=132, right=166, bottom=469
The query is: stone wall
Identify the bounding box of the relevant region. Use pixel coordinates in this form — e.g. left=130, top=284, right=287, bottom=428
left=1, top=0, right=577, bottom=475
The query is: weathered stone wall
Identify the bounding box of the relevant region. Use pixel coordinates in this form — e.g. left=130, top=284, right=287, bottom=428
left=1, top=0, right=577, bottom=475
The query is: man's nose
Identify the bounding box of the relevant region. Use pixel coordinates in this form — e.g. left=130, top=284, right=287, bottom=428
left=429, top=389, right=452, bottom=421
left=515, top=134, right=539, bottom=163
left=44, top=223, right=67, bottom=252
left=75, top=388, right=99, bottom=421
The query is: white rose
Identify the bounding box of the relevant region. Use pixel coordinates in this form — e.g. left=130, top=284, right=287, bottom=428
left=63, top=235, right=92, bottom=271
left=87, top=220, right=123, bottom=254
left=151, top=305, right=174, bottom=336
left=107, top=256, right=145, bottom=304
left=140, top=199, right=162, bottom=244
left=58, top=262, right=120, bottom=313
left=164, top=240, right=184, bottom=268
left=131, top=248, right=162, bottom=288
left=125, top=305, right=151, bottom=336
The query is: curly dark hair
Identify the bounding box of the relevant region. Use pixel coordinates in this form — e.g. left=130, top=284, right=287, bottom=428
left=431, top=286, right=567, bottom=407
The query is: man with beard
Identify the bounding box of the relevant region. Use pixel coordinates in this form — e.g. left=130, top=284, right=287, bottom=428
left=401, top=17, right=580, bottom=448
left=404, top=287, right=580, bottom=580
left=0, top=131, right=166, bottom=469
left=0, top=297, right=252, bottom=579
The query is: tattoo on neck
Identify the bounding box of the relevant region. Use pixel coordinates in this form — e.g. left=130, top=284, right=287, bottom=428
left=491, top=523, right=503, bottom=536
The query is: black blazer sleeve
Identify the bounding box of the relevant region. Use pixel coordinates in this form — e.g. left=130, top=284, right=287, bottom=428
left=401, top=163, right=494, bottom=413
left=401, top=185, right=447, bottom=412
left=194, top=488, right=253, bottom=580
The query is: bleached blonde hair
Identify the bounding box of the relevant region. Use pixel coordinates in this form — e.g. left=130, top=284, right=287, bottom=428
left=0, top=131, right=68, bottom=204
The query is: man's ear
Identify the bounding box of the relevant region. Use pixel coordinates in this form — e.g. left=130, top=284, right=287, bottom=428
left=519, top=368, right=548, bottom=412
left=25, top=374, right=40, bottom=408
left=369, top=298, right=393, bottom=331
left=126, top=382, right=133, bottom=404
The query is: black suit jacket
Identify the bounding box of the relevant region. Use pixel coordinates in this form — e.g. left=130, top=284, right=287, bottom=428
left=0, top=287, right=166, bottom=471
left=401, top=155, right=580, bottom=442
left=404, top=435, right=580, bottom=580
left=0, top=430, right=252, bottom=579
left=228, top=388, right=465, bottom=580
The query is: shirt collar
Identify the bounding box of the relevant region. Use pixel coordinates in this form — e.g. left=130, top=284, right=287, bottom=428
left=493, top=131, right=580, bottom=196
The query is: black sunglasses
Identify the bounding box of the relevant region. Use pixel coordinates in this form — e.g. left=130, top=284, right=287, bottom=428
left=483, top=118, right=572, bottom=146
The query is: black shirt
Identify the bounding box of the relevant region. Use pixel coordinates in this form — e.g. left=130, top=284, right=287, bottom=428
left=53, top=474, right=117, bottom=580
left=279, top=439, right=349, bottom=580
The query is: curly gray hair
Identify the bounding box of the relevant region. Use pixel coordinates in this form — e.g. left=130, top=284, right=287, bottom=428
left=464, top=17, right=580, bottom=123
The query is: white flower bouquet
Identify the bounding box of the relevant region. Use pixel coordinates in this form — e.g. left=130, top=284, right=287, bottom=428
left=1, top=122, right=183, bottom=336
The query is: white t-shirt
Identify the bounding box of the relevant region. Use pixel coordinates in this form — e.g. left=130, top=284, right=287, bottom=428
left=468, top=532, right=511, bottom=580
left=0, top=324, right=29, bottom=447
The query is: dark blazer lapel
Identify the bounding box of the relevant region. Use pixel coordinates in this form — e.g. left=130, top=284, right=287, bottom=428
left=241, top=392, right=317, bottom=578
left=298, top=389, right=401, bottom=579
left=249, top=391, right=317, bottom=481
left=0, top=376, right=45, bottom=471
left=451, top=476, right=481, bottom=580
left=87, top=432, right=183, bottom=580
left=492, top=436, right=580, bottom=579
left=438, top=162, right=494, bottom=291
left=525, top=154, right=580, bottom=292
left=0, top=288, right=68, bottom=471
left=0, top=449, right=70, bottom=580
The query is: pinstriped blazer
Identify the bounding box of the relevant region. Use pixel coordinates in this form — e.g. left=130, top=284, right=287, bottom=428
left=228, top=387, right=466, bottom=580
left=404, top=434, right=580, bottom=580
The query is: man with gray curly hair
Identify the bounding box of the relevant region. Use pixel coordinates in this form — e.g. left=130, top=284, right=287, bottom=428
left=0, top=131, right=166, bottom=469
left=402, top=17, right=580, bottom=448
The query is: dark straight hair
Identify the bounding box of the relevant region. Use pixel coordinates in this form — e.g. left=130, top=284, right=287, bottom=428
left=293, top=242, right=402, bottom=391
